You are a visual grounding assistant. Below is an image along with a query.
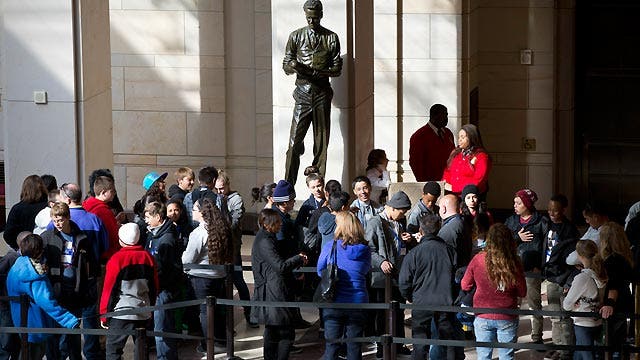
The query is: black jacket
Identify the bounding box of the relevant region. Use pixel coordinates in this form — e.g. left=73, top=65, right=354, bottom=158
left=250, top=228, right=304, bottom=326
left=505, top=210, right=549, bottom=271
left=3, top=199, right=47, bottom=249
left=41, top=221, right=100, bottom=308
left=145, top=220, right=184, bottom=294
left=399, top=234, right=457, bottom=305
left=438, top=214, right=472, bottom=268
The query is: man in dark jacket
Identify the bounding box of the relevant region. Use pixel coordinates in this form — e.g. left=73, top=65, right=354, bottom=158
left=144, top=201, right=183, bottom=360
left=438, top=194, right=472, bottom=267
left=41, top=202, right=100, bottom=360
left=399, top=214, right=460, bottom=360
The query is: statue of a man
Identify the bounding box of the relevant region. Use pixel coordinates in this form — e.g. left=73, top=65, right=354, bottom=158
left=283, top=0, right=342, bottom=185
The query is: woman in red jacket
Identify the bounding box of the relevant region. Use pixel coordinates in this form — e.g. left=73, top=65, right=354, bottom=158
left=442, top=124, right=491, bottom=197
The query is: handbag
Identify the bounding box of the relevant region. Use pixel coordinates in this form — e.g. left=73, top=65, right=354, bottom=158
left=313, top=240, right=339, bottom=303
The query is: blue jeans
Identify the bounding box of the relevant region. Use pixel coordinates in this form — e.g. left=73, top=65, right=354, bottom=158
left=574, top=325, right=601, bottom=360
left=82, top=303, right=104, bottom=360
left=154, top=290, right=178, bottom=360
left=323, top=308, right=366, bottom=360
left=473, top=317, right=518, bottom=360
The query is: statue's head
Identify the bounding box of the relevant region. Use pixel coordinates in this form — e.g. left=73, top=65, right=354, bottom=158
left=304, top=0, right=323, bottom=30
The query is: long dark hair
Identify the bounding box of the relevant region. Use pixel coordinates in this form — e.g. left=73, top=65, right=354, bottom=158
left=200, top=198, right=233, bottom=265
left=447, top=124, right=487, bottom=167
left=20, top=175, right=48, bottom=203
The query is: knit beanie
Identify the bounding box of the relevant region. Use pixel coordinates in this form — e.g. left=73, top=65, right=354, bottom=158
left=272, top=180, right=295, bottom=202
left=119, top=223, right=140, bottom=246
left=515, top=189, right=538, bottom=210
left=461, top=184, right=479, bottom=200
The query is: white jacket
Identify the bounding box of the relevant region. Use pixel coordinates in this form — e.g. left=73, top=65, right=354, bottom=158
left=563, top=268, right=606, bottom=327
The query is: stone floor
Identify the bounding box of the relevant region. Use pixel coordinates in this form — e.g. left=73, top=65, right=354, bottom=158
left=1, top=234, right=552, bottom=359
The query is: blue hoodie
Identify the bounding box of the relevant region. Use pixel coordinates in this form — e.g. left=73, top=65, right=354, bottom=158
left=317, top=241, right=371, bottom=303
left=317, top=212, right=337, bottom=248
left=7, top=256, right=79, bottom=343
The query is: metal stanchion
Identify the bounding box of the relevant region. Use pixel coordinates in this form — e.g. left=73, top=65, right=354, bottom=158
left=207, top=296, right=217, bottom=360
left=135, top=327, right=147, bottom=360
left=19, top=294, right=29, bottom=360
left=225, top=264, right=241, bottom=360
left=388, top=300, right=399, bottom=359
left=381, top=334, right=392, bottom=360
left=631, top=283, right=640, bottom=360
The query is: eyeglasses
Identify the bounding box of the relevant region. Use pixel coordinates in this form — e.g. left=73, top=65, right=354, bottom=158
left=59, top=183, right=73, bottom=199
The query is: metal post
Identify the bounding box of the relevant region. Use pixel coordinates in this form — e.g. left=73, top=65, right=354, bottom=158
left=631, top=283, right=640, bottom=360
left=604, top=319, right=611, bottom=360
left=135, top=327, right=147, bottom=360
left=381, top=334, right=392, bottom=360
left=225, top=264, right=241, bottom=359
left=384, top=273, right=392, bottom=337
left=19, top=294, right=29, bottom=360
left=388, top=300, right=399, bottom=359
left=207, top=296, right=217, bottom=360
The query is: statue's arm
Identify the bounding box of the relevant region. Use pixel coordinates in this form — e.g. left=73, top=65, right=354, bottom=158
left=313, top=34, right=342, bottom=78
left=283, top=33, right=299, bottom=75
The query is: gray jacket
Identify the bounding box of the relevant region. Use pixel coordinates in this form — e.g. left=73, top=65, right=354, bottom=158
left=365, top=213, right=416, bottom=288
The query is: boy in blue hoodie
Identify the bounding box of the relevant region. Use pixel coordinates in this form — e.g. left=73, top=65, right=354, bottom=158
left=7, top=233, right=79, bottom=359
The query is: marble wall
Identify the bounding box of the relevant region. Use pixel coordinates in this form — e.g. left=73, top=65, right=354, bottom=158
left=110, top=0, right=272, bottom=211
left=1, top=0, right=112, bottom=206
left=466, top=0, right=556, bottom=208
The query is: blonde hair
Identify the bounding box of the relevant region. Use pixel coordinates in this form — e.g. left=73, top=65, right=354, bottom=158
left=485, top=223, right=523, bottom=289
left=599, top=222, right=633, bottom=267
left=174, top=167, right=194, bottom=182
left=50, top=202, right=70, bottom=218
left=576, top=239, right=607, bottom=281
left=217, top=169, right=230, bottom=186
left=334, top=211, right=367, bottom=247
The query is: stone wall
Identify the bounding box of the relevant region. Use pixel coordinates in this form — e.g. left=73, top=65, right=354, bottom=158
left=110, top=0, right=272, bottom=212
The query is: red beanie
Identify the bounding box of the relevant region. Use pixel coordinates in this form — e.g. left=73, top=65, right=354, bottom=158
left=516, top=189, right=538, bottom=210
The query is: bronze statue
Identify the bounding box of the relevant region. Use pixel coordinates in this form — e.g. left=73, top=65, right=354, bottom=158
left=283, top=0, right=342, bottom=185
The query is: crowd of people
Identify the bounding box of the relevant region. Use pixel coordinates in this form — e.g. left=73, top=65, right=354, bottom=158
left=0, top=104, right=638, bottom=360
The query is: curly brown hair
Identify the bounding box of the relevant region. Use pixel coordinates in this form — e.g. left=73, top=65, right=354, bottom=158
left=200, top=198, right=233, bottom=265
left=485, top=223, right=523, bottom=289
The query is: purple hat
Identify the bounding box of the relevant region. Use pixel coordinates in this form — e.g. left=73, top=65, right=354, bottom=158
left=272, top=180, right=295, bottom=202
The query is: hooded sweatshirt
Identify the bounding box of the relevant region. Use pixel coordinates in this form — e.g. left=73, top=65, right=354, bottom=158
left=83, top=196, right=120, bottom=260
left=563, top=268, right=606, bottom=327
left=7, top=256, right=79, bottom=343
left=317, top=212, right=337, bottom=248
left=317, top=240, right=371, bottom=303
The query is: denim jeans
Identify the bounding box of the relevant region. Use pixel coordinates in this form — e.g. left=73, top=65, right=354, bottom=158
left=473, top=317, right=518, bottom=360
left=0, top=306, right=19, bottom=360
left=574, top=325, right=601, bottom=360
left=82, top=303, right=105, bottom=360
left=154, top=290, right=178, bottom=360
left=190, top=276, right=226, bottom=347
left=323, top=308, right=366, bottom=360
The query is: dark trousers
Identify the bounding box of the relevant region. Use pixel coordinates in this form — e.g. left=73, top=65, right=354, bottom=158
left=0, top=306, right=19, bottom=360
left=412, top=310, right=463, bottom=360
left=46, top=307, right=82, bottom=360
left=284, top=85, right=333, bottom=185
left=232, top=252, right=251, bottom=317
left=190, top=276, right=226, bottom=347
left=369, top=287, right=405, bottom=349
left=106, top=318, right=147, bottom=360
left=263, top=325, right=295, bottom=360
left=323, top=308, right=366, bottom=360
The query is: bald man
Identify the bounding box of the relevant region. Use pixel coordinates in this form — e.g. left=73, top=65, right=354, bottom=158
left=438, top=194, right=472, bottom=267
